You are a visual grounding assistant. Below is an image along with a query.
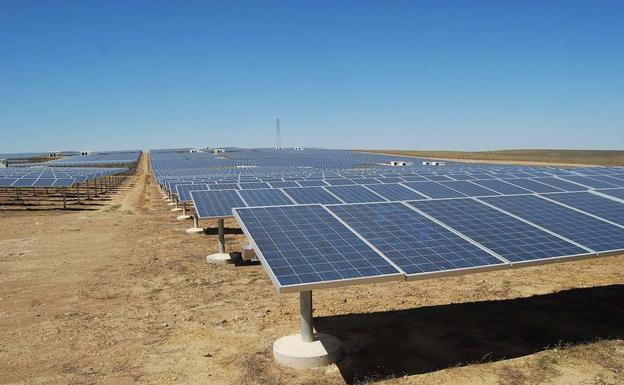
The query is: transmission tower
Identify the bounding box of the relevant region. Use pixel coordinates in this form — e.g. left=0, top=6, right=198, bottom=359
left=276, top=118, right=282, bottom=150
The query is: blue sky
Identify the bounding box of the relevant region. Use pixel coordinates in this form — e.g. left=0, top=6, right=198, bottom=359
left=1, top=1, right=623, bottom=152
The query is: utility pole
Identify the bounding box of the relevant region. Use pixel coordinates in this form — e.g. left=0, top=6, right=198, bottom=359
left=276, top=118, right=282, bottom=150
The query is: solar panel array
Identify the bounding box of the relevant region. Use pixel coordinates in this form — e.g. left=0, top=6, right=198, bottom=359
left=0, top=167, right=127, bottom=188
left=150, top=149, right=624, bottom=292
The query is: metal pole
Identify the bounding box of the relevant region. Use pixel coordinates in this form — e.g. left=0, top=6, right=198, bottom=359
left=16, top=188, right=20, bottom=200
left=86, top=181, right=91, bottom=200
left=182, top=202, right=187, bottom=216
left=62, top=187, right=67, bottom=209
left=300, top=291, right=314, bottom=342
left=193, top=214, right=199, bottom=229
left=76, top=185, right=81, bottom=204
left=218, top=218, right=225, bottom=254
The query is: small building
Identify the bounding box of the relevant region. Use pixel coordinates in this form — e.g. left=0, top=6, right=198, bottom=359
left=390, top=161, right=410, bottom=166
left=81, top=151, right=93, bottom=156
left=294, top=147, right=305, bottom=151
left=0, top=159, right=7, bottom=168
left=189, top=149, right=198, bottom=153
left=213, top=148, right=225, bottom=154
left=48, top=151, right=63, bottom=158
left=422, top=161, right=446, bottom=166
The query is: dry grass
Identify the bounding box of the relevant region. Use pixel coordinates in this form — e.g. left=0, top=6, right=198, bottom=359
left=362, top=149, right=624, bottom=166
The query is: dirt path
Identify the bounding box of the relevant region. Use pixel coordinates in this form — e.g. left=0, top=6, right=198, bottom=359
left=1, top=155, right=623, bottom=385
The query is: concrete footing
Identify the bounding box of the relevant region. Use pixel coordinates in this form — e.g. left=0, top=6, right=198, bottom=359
left=177, top=214, right=192, bottom=221
left=167, top=202, right=177, bottom=206
left=273, top=333, right=342, bottom=369
left=170, top=207, right=183, bottom=212
left=185, top=227, right=204, bottom=235
left=206, top=253, right=231, bottom=264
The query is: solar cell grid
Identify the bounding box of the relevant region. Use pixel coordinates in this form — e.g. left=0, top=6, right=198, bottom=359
left=191, top=190, right=246, bottom=219
left=438, top=180, right=500, bottom=197
left=366, top=183, right=427, bottom=201
left=238, top=188, right=295, bottom=207
left=543, top=192, right=624, bottom=226
left=327, top=202, right=506, bottom=276
left=283, top=187, right=343, bottom=204
left=482, top=195, right=624, bottom=253
left=233, top=205, right=402, bottom=291
left=325, top=185, right=387, bottom=203
left=176, top=183, right=209, bottom=202
left=407, top=198, right=589, bottom=263
left=505, top=178, right=563, bottom=193
left=597, top=189, right=624, bottom=201
left=402, top=181, right=467, bottom=199
left=471, top=179, right=532, bottom=195
left=559, top=176, right=617, bottom=189
left=536, top=177, right=588, bottom=192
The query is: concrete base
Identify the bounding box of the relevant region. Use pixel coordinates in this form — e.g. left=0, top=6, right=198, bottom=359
left=206, top=253, right=231, bottom=264
left=185, top=227, right=204, bottom=235
left=273, top=333, right=342, bottom=369
left=170, top=207, right=183, bottom=212
left=177, top=214, right=192, bottom=220
left=167, top=202, right=177, bottom=206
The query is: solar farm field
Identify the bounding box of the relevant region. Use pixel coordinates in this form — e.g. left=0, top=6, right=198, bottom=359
left=1, top=150, right=623, bottom=385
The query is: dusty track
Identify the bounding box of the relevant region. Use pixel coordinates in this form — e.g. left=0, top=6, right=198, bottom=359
left=1, top=155, right=623, bottom=385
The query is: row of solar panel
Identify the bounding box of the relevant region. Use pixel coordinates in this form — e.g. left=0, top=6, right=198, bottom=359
left=169, top=176, right=624, bottom=203
left=162, top=172, right=624, bottom=193
left=0, top=178, right=77, bottom=187
left=233, top=190, right=624, bottom=292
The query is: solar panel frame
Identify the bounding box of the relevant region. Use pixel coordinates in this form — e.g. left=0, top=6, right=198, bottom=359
left=402, top=181, right=467, bottom=199
left=540, top=192, right=624, bottom=227
left=407, top=198, right=592, bottom=266
left=326, top=202, right=509, bottom=280
left=324, top=185, right=388, bottom=203
left=283, top=186, right=344, bottom=204
left=238, top=188, right=297, bottom=207
left=191, top=189, right=247, bottom=219
left=176, top=183, right=209, bottom=202
left=471, top=179, right=533, bottom=195
left=481, top=194, right=624, bottom=254
left=365, top=183, right=429, bottom=201
left=233, top=204, right=403, bottom=292
left=594, top=188, right=624, bottom=202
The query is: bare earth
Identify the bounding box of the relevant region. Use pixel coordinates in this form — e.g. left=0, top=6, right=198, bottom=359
left=1, top=156, right=623, bottom=385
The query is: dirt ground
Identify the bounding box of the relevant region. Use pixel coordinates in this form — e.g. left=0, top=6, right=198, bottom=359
left=1, top=155, right=623, bottom=385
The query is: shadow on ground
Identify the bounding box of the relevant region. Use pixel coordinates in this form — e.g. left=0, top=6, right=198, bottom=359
left=203, top=227, right=244, bottom=235
left=315, top=284, right=624, bottom=384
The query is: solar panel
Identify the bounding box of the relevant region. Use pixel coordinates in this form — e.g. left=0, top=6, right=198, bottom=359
left=584, top=175, right=624, bottom=187
left=407, top=198, right=589, bottom=264
left=324, top=178, right=356, bottom=186
left=52, top=178, right=76, bottom=187
left=471, top=179, right=532, bottom=195
left=366, top=183, right=428, bottom=201
left=559, top=176, right=618, bottom=189
left=438, top=180, right=500, bottom=197
left=542, top=192, right=624, bottom=226
left=481, top=195, right=624, bottom=253
left=31, top=178, right=57, bottom=187
left=402, top=181, right=467, bottom=199
left=191, top=190, right=247, bottom=219
left=283, top=187, right=343, bottom=204
left=376, top=177, right=404, bottom=183
left=297, top=180, right=328, bottom=187
left=210, top=183, right=240, bottom=190
left=176, top=183, right=209, bottom=202
left=325, top=185, right=387, bottom=203
left=596, top=188, right=624, bottom=201
left=424, top=175, right=453, bottom=181
left=233, top=205, right=402, bottom=292
left=239, top=182, right=271, bottom=190
left=12, top=178, right=37, bottom=187
left=327, top=202, right=506, bottom=277
left=0, top=178, right=17, bottom=187
left=238, top=188, right=295, bottom=207
left=268, top=181, right=299, bottom=188
left=504, top=178, right=563, bottom=193
left=535, top=177, right=587, bottom=192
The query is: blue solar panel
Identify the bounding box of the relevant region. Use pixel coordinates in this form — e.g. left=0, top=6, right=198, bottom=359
left=283, top=187, right=343, bottom=204
left=424, top=175, right=453, bottom=181
left=210, top=183, right=240, bottom=190
left=559, top=176, right=617, bottom=189
left=471, top=179, right=532, bottom=195
left=31, top=178, right=58, bottom=187
left=176, top=183, right=209, bottom=202
left=239, top=182, right=271, bottom=190
left=402, top=181, right=467, bottom=199
left=482, top=195, right=624, bottom=253
left=0, top=178, right=17, bottom=187
left=366, top=183, right=428, bottom=201
left=349, top=178, right=381, bottom=185
left=327, top=202, right=506, bottom=277
left=12, top=178, right=37, bottom=187
left=597, top=188, right=624, bottom=201
left=376, top=177, right=404, bottom=183
left=233, top=205, right=402, bottom=292
left=325, top=185, right=387, bottom=203
left=52, top=178, right=76, bottom=187
left=268, top=181, right=300, bottom=188
left=505, top=178, right=563, bottom=193
left=297, top=180, right=328, bottom=187
left=407, top=198, right=589, bottom=263
left=535, top=177, right=587, bottom=192
left=584, top=175, right=624, bottom=187
left=542, top=192, right=624, bottom=226
left=438, top=180, right=500, bottom=197
left=238, top=188, right=295, bottom=207
left=191, top=190, right=246, bottom=219
left=324, top=178, right=356, bottom=186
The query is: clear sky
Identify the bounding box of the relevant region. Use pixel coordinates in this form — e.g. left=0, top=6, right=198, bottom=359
left=1, top=1, right=623, bottom=153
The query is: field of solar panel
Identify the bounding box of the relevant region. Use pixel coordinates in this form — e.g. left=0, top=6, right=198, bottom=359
left=1, top=149, right=623, bottom=385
